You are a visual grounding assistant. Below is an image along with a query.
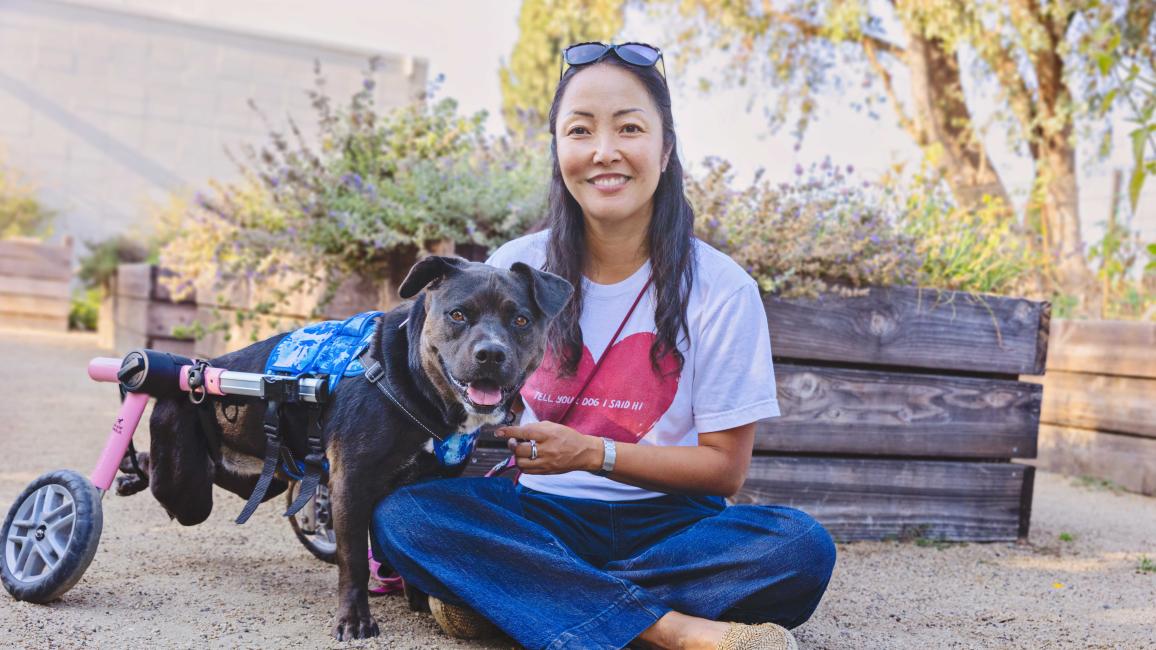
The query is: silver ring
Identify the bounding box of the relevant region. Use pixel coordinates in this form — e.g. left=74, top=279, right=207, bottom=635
left=529, top=440, right=538, bottom=461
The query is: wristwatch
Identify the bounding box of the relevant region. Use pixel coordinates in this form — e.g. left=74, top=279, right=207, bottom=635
left=596, top=437, right=616, bottom=476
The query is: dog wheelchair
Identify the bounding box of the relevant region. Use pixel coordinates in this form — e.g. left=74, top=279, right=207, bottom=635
left=0, top=347, right=348, bottom=603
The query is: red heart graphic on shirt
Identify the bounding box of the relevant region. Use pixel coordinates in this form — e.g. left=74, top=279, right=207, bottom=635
left=520, top=332, right=679, bottom=442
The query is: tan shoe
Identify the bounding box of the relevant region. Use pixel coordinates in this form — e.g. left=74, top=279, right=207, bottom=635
left=428, top=595, right=501, bottom=639
left=716, top=621, right=798, bottom=650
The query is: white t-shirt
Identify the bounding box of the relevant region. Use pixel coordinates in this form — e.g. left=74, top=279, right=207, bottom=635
left=486, top=230, right=780, bottom=500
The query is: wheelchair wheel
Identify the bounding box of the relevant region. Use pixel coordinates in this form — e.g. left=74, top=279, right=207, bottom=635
left=1, top=470, right=103, bottom=603
left=286, top=481, right=337, bottom=564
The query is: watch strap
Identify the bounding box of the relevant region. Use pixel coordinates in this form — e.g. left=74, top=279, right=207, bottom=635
left=597, top=438, right=616, bottom=476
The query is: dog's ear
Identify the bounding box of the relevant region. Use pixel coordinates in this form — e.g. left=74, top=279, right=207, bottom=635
left=399, top=256, right=470, bottom=299
left=510, top=262, right=573, bottom=320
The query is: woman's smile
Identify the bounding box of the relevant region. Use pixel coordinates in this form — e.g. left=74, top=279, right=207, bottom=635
left=589, top=173, right=631, bottom=192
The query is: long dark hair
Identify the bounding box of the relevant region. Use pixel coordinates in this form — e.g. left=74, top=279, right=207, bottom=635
left=543, top=56, right=696, bottom=377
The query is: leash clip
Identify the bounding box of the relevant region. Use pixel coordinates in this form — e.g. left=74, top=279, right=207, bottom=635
left=187, top=360, right=210, bottom=405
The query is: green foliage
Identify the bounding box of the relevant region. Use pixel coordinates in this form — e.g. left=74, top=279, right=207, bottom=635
left=688, top=158, right=922, bottom=299
left=884, top=165, right=1042, bottom=297
left=77, top=235, right=150, bottom=291
left=160, top=61, right=549, bottom=322
left=652, top=0, right=1156, bottom=301
left=68, top=288, right=101, bottom=331
left=1080, top=0, right=1155, bottom=213
left=1072, top=474, right=1125, bottom=494
left=499, top=0, right=625, bottom=134
left=1086, top=210, right=1156, bottom=320
left=0, top=157, right=54, bottom=239
left=1139, top=555, right=1156, bottom=574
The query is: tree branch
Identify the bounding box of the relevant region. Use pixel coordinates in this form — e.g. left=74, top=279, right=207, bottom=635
left=967, top=0, right=1040, bottom=157
left=862, top=38, right=922, bottom=143
left=763, top=7, right=905, bottom=58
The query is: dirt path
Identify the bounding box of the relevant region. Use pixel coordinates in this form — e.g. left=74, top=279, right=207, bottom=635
left=0, top=328, right=1153, bottom=649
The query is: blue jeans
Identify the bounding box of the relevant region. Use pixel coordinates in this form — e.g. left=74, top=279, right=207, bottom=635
left=371, top=477, right=836, bottom=650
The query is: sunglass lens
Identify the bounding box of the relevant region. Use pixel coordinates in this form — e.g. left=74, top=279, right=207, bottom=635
left=566, top=43, right=610, bottom=65
left=616, top=43, right=660, bottom=66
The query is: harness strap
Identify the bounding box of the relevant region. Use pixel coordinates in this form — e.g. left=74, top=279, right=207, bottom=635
left=284, top=405, right=327, bottom=518
left=235, top=399, right=284, bottom=525
left=360, top=349, right=445, bottom=441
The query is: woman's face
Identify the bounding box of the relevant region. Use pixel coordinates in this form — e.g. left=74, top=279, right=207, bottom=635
left=555, top=64, right=669, bottom=230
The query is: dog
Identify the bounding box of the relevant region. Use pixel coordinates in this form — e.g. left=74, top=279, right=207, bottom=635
left=133, top=256, right=572, bottom=639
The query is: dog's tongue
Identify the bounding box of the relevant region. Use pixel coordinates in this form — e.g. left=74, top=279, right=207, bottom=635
left=467, top=382, right=503, bottom=406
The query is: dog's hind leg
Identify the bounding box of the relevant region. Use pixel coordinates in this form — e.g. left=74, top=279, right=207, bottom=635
left=148, top=397, right=215, bottom=525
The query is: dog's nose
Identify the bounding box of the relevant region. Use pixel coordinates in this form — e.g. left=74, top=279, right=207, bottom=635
left=474, top=343, right=507, bottom=366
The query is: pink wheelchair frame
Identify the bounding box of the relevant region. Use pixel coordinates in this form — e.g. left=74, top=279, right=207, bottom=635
left=1, top=350, right=333, bottom=604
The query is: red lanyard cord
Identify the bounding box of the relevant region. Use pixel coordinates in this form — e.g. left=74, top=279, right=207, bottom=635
left=485, top=275, right=653, bottom=478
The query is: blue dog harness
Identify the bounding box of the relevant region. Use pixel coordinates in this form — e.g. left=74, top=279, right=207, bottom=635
left=264, top=311, right=480, bottom=471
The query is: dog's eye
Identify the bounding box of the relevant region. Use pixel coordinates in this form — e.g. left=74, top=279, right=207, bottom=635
left=513, top=315, right=530, bottom=328
left=449, top=310, right=467, bottom=323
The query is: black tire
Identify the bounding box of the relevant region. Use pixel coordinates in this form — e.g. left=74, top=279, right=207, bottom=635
left=1, top=470, right=103, bottom=603
left=286, top=481, right=337, bottom=564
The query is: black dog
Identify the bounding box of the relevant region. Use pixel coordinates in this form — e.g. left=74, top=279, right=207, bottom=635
left=137, top=256, right=571, bottom=639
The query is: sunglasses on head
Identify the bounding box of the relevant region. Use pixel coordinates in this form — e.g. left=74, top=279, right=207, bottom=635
left=560, top=41, right=666, bottom=80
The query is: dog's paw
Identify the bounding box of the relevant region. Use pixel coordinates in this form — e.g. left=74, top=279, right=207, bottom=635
left=114, top=473, right=149, bottom=497
left=331, top=612, right=380, bottom=641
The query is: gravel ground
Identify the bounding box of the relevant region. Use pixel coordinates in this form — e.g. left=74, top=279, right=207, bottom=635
left=0, top=327, right=1153, bottom=649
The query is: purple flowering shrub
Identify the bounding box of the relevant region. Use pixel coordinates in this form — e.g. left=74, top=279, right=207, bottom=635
left=159, top=60, right=548, bottom=322
left=689, top=157, right=922, bottom=299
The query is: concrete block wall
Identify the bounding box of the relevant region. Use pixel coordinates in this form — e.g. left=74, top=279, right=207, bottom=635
left=0, top=0, right=427, bottom=249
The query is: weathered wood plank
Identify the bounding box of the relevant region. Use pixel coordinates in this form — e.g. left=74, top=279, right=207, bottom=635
left=143, top=302, right=198, bottom=339
left=192, top=304, right=308, bottom=358
left=0, top=293, right=70, bottom=318
left=1047, top=319, right=1156, bottom=379
left=0, top=276, right=69, bottom=299
left=114, top=264, right=153, bottom=300
left=735, top=457, right=1032, bottom=542
left=0, top=239, right=71, bottom=280
left=1029, top=424, right=1156, bottom=496
left=0, top=313, right=68, bottom=331
left=765, top=286, right=1050, bottom=375
left=113, top=295, right=149, bottom=337
left=466, top=446, right=1030, bottom=542
left=760, top=364, right=1041, bottom=458
left=1024, top=370, right=1156, bottom=439
left=148, top=337, right=197, bottom=358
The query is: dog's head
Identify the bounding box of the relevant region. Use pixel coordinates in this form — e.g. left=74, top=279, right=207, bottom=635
left=399, top=255, right=573, bottom=420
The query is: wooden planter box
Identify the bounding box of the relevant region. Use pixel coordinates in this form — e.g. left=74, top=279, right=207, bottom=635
left=466, top=286, right=1050, bottom=543
left=108, top=263, right=199, bottom=357
left=1026, top=320, right=1156, bottom=496
left=0, top=238, right=72, bottom=331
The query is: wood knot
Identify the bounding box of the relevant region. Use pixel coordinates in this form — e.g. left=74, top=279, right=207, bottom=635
left=868, top=310, right=897, bottom=338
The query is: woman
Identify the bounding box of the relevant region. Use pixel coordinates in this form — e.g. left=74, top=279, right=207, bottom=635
left=373, top=42, right=836, bottom=650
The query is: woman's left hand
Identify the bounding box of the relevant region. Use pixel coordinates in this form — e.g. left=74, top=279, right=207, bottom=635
left=495, top=422, right=602, bottom=475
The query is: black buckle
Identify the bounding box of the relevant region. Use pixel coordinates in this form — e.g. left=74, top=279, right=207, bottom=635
left=262, top=376, right=300, bottom=403
left=364, top=360, right=384, bottom=384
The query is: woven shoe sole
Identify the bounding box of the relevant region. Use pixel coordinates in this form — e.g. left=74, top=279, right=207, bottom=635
left=428, top=596, right=501, bottom=640
left=716, top=621, right=798, bottom=650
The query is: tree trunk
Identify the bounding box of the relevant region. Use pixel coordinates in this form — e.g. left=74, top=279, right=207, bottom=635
left=1034, top=132, right=1086, bottom=292
left=904, top=32, right=1012, bottom=213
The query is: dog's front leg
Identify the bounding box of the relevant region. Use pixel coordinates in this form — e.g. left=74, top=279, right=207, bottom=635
left=329, top=466, right=380, bottom=640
